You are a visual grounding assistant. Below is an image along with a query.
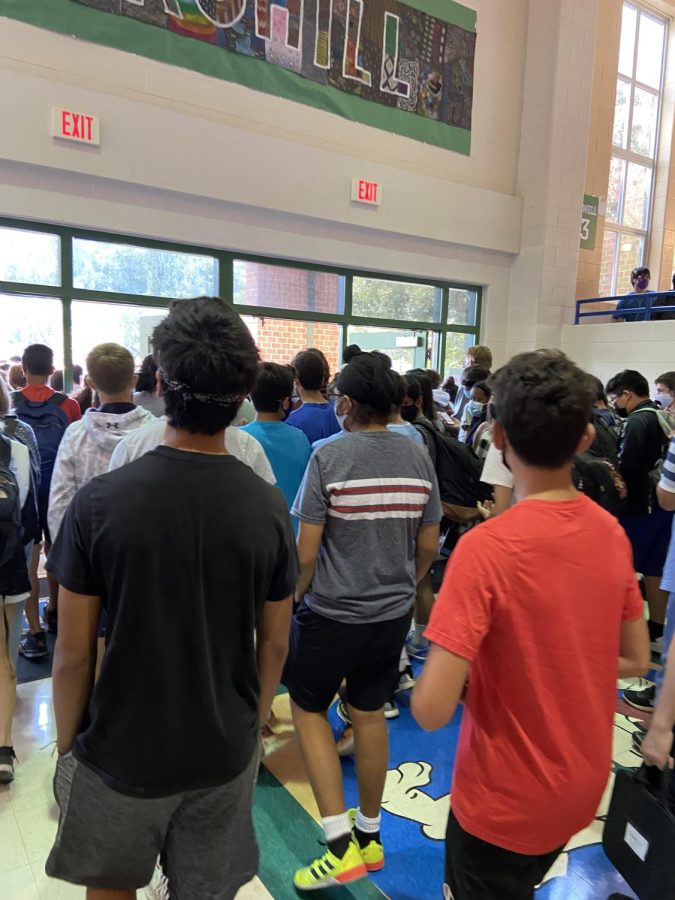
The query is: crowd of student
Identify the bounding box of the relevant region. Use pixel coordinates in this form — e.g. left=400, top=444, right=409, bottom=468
left=0, top=296, right=674, bottom=900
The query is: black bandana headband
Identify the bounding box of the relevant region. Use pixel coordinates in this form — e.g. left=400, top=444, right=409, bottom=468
left=159, top=368, right=244, bottom=408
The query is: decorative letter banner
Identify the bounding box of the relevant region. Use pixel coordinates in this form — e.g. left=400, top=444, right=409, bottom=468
left=0, top=0, right=476, bottom=153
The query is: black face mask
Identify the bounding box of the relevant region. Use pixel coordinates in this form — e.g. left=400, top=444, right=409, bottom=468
left=615, top=405, right=628, bottom=419
left=400, top=405, right=418, bottom=423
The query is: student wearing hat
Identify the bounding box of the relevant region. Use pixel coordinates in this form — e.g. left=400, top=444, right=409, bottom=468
left=287, top=351, right=441, bottom=891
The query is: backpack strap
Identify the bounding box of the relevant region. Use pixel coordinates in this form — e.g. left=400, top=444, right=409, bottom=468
left=48, top=392, right=68, bottom=407
left=2, top=416, right=18, bottom=437
left=0, top=433, right=11, bottom=468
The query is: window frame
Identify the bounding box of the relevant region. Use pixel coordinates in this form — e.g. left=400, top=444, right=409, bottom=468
left=602, top=2, right=668, bottom=295
left=0, top=217, right=482, bottom=388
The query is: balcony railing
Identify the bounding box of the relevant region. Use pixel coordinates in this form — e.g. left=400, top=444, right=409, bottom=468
left=575, top=291, right=675, bottom=324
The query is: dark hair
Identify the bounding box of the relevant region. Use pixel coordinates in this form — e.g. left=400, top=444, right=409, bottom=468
left=22, top=344, right=53, bottom=376
left=606, top=369, right=650, bottom=399
left=472, top=380, right=491, bottom=399
left=407, top=369, right=436, bottom=421
left=426, top=370, right=442, bottom=390
left=631, top=267, right=650, bottom=282
left=152, top=296, right=259, bottom=435
left=136, top=355, right=158, bottom=394
left=72, top=384, right=96, bottom=415
left=50, top=370, right=64, bottom=392
left=490, top=350, right=593, bottom=468
left=391, top=372, right=406, bottom=408
left=342, top=344, right=362, bottom=365
left=370, top=350, right=392, bottom=368
left=586, top=374, right=608, bottom=405
left=293, top=350, right=326, bottom=391
left=251, top=362, right=295, bottom=413
left=656, top=371, right=675, bottom=392
left=442, top=375, right=458, bottom=404
left=403, top=374, right=422, bottom=405
left=462, top=366, right=490, bottom=388
left=72, top=364, right=83, bottom=386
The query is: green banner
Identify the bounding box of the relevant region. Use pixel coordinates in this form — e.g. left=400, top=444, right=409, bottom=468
left=0, top=0, right=475, bottom=153
left=580, top=194, right=599, bottom=251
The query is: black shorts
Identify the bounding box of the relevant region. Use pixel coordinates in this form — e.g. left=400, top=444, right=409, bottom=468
left=285, top=602, right=412, bottom=713
left=445, top=810, right=563, bottom=900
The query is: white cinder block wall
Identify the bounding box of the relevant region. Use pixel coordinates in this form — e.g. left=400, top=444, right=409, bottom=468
left=561, top=321, right=675, bottom=389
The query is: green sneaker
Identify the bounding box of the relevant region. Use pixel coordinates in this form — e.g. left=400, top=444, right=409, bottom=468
left=348, top=808, right=385, bottom=872
left=294, top=839, right=367, bottom=890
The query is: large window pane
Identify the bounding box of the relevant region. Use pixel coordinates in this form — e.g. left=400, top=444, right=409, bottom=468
left=444, top=333, right=475, bottom=377
left=631, top=87, right=658, bottom=157
left=346, top=324, right=432, bottom=373
left=0, top=227, right=60, bottom=286
left=0, top=295, right=63, bottom=366
left=606, top=157, right=626, bottom=223
left=616, top=233, right=644, bottom=293
left=636, top=13, right=665, bottom=89
left=447, top=289, right=478, bottom=326
left=242, top=316, right=342, bottom=377
left=233, top=261, right=342, bottom=315
left=623, top=162, right=651, bottom=229
left=618, top=4, right=637, bottom=77
left=599, top=230, right=619, bottom=295
left=71, top=301, right=168, bottom=366
left=352, top=277, right=441, bottom=324
left=73, top=240, right=218, bottom=298
left=612, top=79, right=631, bottom=149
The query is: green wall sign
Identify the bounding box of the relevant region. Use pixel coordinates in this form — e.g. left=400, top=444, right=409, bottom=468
left=580, top=194, right=599, bottom=251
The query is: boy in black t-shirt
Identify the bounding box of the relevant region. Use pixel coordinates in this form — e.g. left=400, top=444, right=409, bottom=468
left=46, top=297, right=297, bottom=899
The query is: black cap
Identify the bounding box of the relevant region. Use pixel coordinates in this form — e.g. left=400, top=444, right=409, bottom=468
left=336, top=353, right=397, bottom=413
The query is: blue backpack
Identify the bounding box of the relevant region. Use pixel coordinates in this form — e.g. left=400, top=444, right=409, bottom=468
left=12, top=392, right=69, bottom=490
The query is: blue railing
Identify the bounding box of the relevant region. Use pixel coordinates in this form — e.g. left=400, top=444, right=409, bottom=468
left=575, top=290, right=675, bottom=324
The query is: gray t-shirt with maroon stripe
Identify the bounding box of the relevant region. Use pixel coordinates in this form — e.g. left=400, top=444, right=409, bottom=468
left=292, top=430, right=441, bottom=624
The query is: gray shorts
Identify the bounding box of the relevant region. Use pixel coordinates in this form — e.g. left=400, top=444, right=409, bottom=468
left=46, top=750, right=259, bottom=898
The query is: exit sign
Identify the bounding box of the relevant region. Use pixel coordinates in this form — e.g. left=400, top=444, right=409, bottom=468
left=351, top=178, right=381, bottom=206
left=52, top=108, right=101, bottom=146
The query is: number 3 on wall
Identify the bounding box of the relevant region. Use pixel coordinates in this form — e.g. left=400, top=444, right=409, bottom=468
left=580, top=218, right=590, bottom=242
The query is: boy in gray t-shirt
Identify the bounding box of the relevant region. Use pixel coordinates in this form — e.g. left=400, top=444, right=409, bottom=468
left=287, top=352, right=441, bottom=892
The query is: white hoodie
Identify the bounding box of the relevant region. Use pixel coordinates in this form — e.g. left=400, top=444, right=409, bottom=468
left=48, top=406, right=156, bottom=541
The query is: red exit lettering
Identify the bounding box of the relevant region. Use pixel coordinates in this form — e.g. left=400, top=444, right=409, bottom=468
left=53, top=108, right=100, bottom=146
left=352, top=179, right=381, bottom=205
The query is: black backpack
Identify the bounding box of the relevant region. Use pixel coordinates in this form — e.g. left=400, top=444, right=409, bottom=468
left=572, top=450, right=627, bottom=517
left=0, top=434, right=22, bottom=569
left=414, top=419, right=492, bottom=513
left=590, top=410, right=620, bottom=464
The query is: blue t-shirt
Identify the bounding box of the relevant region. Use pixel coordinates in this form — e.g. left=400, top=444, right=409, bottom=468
left=242, top=421, right=312, bottom=534
left=613, top=292, right=647, bottom=322
left=313, top=431, right=346, bottom=452
left=387, top=422, right=425, bottom=446
left=287, top=402, right=341, bottom=445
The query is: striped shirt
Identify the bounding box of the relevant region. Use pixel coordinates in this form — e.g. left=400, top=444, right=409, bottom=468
left=660, top=435, right=675, bottom=494
left=293, top=431, right=441, bottom=624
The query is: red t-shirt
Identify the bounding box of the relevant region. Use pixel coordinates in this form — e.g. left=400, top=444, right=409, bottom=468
left=425, top=495, right=643, bottom=855
left=20, top=385, right=81, bottom=424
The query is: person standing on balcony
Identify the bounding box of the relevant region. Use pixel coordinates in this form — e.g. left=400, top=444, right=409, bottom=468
left=612, top=266, right=651, bottom=322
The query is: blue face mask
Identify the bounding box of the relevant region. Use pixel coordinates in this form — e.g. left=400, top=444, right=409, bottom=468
left=463, top=387, right=472, bottom=399
left=467, top=400, right=485, bottom=417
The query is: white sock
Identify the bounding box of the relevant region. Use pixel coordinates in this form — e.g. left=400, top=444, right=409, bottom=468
left=399, top=645, right=410, bottom=671
left=322, top=812, right=351, bottom=843
left=413, top=622, right=428, bottom=647
left=355, top=810, right=381, bottom=834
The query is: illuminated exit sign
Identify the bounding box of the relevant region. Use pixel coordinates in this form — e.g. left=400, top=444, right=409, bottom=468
left=351, top=178, right=381, bottom=206
left=52, top=108, right=101, bottom=146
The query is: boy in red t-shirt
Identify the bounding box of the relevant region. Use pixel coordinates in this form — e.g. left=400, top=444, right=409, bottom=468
left=412, top=350, right=650, bottom=900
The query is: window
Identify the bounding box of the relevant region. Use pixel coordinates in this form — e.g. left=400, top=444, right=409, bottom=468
left=600, top=3, right=667, bottom=295
left=0, top=227, right=60, bottom=286
left=352, top=277, right=441, bottom=324
left=0, top=218, right=481, bottom=389
left=241, top=316, right=342, bottom=377
left=0, top=294, right=64, bottom=365
left=73, top=239, right=218, bottom=298
left=71, top=301, right=169, bottom=365
left=234, top=261, right=343, bottom=315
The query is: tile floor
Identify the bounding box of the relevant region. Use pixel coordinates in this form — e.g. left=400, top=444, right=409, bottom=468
left=0, top=679, right=273, bottom=899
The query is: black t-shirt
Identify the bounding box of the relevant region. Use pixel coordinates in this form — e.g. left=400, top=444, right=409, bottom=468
left=47, top=446, right=298, bottom=798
